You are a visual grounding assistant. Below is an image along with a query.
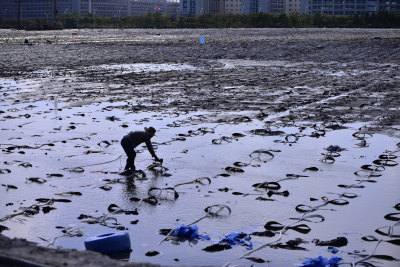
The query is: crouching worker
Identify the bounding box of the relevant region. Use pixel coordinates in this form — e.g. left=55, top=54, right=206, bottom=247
left=120, top=127, right=162, bottom=176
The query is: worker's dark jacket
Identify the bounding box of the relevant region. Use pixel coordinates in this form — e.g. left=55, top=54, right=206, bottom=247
left=123, top=131, right=156, bottom=157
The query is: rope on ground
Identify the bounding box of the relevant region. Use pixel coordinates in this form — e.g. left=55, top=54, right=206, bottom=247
left=350, top=239, right=383, bottom=267
left=67, top=154, right=123, bottom=169
left=224, top=146, right=399, bottom=266
left=0, top=199, right=54, bottom=223
left=158, top=204, right=231, bottom=246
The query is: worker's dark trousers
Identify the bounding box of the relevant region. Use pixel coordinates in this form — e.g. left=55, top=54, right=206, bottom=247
left=121, top=137, right=136, bottom=171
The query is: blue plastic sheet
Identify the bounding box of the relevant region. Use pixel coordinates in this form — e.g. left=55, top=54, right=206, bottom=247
left=219, top=232, right=253, bottom=250
left=301, top=256, right=341, bottom=267
left=172, top=224, right=210, bottom=240
left=329, top=247, right=339, bottom=254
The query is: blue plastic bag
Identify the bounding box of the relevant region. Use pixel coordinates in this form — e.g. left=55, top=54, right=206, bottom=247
left=172, top=224, right=210, bottom=240
left=329, top=247, right=339, bottom=254
left=219, top=232, right=253, bottom=250
left=301, top=256, right=341, bottom=267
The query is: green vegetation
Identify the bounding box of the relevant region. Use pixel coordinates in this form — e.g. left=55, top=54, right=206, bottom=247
left=1, top=11, right=399, bottom=30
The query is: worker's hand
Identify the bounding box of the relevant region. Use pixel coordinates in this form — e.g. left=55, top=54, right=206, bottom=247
left=158, top=158, right=164, bottom=164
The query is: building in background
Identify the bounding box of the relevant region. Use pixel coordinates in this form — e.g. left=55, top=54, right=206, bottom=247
left=180, top=0, right=242, bottom=16
left=0, top=0, right=399, bottom=19
left=1, top=0, right=74, bottom=20
left=78, top=0, right=128, bottom=17
left=203, top=0, right=225, bottom=14
left=301, top=0, right=400, bottom=15
left=130, top=0, right=179, bottom=16
left=0, top=0, right=179, bottom=20
left=180, top=0, right=203, bottom=15
left=225, top=0, right=241, bottom=14
left=241, top=0, right=271, bottom=14
left=270, top=0, right=284, bottom=13
left=285, top=0, right=300, bottom=14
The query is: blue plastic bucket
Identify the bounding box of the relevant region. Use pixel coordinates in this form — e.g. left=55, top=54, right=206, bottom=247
left=84, top=232, right=131, bottom=254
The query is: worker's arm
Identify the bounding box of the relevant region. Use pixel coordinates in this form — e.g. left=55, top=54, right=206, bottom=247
left=145, top=139, right=160, bottom=161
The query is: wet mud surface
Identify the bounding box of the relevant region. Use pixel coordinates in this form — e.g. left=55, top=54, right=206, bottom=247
left=0, top=28, right=400, bottom=267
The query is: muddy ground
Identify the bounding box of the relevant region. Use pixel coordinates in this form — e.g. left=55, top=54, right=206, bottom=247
left=0, top=28, right=399, bottom=267
left=1, top=28, right=400, bottom=137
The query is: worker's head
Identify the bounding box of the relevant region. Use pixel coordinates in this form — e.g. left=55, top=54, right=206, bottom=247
left=145, top=127, right=156, bottom=138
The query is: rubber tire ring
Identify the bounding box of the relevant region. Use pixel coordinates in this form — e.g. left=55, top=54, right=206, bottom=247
left=84, top=232, right=131, bottom=254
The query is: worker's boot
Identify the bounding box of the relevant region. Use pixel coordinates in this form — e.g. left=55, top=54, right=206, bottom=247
left=119, top=169, right=133, bottom=176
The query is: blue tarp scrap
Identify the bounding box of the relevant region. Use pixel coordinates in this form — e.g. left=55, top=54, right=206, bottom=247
left=219, top=232, right=253, bottom=250
left=300, top=256, right=341, bottom=267
left=172, top=224, right=210, bottom=240
left=329, top=247, right=339, bottom=254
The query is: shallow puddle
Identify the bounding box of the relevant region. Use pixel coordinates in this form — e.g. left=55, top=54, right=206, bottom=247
left=92, top=63, right=198, bottom=74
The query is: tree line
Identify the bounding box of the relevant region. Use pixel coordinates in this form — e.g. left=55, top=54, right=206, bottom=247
left=0, top=11, right=399, bottom=30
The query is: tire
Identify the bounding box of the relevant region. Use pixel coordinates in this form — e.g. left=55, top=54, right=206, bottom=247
left=84, top=232, right=131, bottom=254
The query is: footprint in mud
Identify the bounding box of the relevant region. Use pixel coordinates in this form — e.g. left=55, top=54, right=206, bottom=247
left=212, top=136, right=234, bottom=144
left=252, top=182, right=281, bottom=191
left=233, top=162, right=249, bottom=167
left=97, top=140, right=112, bottom=147
left=270, top=238, right=308, bottom=250
left=218, top=187, right=231, bottom=192
left=47, top=173, right=64, bottom=178
left=395, top=203, right=400, bottom=211
left=383, top=212, right=400, bottom=222
left=19, top=162, right=33, bottom=168
left=214, top=173, right=230, bottom=178
left=108, top=204, right=138, bottom=215
left=26, top=177, right=47, bottom=184
left=303, top=167, right=319, bottom=172
left=1, top=184, right=18, bottom=190
left=267, top=190, right=289, bottom=198
left=264, top=221, right=311, bottom=234
left=0, top=169, right=11, bottom=174
left=224, top=166, right=244, bottom=173
left=54, top=191, right=82, bottom=196
left=42, top=206, right=56, bottom=214
left=313, top=237, right=348, bottom=247
left=63, top=167, right=84, bottom=173
left=145, top=251, right=160, bottom=257
left=99, top=185, right=112, bottom=191
left=250, top=128, right=285, bottom=136
left=255, top=196, right=275, bottom=202
left=249, top=149, right=276, bottom=162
